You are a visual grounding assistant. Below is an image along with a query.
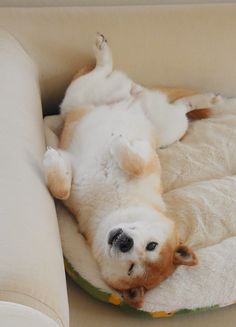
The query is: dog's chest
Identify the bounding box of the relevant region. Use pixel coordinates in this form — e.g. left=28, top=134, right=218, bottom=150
left=66, top=104, right=160, bottom=227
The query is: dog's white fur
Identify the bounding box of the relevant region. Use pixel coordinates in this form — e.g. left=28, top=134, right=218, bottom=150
left=43, top=34, right=219, bottom=308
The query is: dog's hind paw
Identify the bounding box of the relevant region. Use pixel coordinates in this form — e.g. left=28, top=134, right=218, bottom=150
left=95, top=32, right=108, bottom=50
left=179, top=93, right=223, bottom=111
left=93, top=32, right=113, bottom=72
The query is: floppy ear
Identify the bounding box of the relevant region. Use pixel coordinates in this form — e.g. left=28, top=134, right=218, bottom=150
left=173, top=244, right=198, bottom=266
left=122, top=287, right=145, bottom=308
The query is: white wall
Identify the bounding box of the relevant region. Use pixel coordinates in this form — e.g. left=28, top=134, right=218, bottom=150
left=0, top=0, right=233, bottom=7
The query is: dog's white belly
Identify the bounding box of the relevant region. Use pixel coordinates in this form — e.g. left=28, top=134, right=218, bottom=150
left=65, top=103, right=164, bottom=233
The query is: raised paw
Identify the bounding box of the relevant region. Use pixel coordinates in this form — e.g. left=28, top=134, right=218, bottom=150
left=95, top=32, right=108, bottom=50
left=93, top=32, right=113, bottom=72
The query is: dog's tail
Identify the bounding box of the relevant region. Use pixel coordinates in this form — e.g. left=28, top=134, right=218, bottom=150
left=186, top=108, right=212, bottom=120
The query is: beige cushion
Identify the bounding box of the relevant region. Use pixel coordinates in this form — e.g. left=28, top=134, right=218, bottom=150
left=0, top=30, right=69, bottom=327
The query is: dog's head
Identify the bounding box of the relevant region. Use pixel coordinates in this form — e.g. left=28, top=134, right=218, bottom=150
left=92, top=207, right=197, bottom=308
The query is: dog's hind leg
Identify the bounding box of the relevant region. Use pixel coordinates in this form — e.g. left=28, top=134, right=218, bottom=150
left=43, top=147, right=72, bottom=200
left=175, top=93, right=223, bottom=119
left=60, top=33, right=114, bottom=113
left=93, top=33, right=113, bottom=75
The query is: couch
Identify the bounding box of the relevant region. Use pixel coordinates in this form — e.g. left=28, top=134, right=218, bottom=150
left=0, top=2, right=236, bottom=326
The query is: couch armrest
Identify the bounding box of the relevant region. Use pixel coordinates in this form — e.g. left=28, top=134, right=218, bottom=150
left=0, top=30, right=69, bottom=327
left=0, top=302, right=61, bottom=327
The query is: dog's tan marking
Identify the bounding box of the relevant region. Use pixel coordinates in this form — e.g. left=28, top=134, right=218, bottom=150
left=72, top=64, right=95, bottom=81
left=173, top=244, right=198, bottom=266
left=187, top=108, right=211, bottom=120
left=156, top=86, right=197, bottom=103
left=122, top=152, right=158, bottom=177
left=111, top=139, right=159, bottom=177
left=122, top=287, right=145, bottom=308
left=108, top=231, right=197, bottom=308
left=107, top=242, right=177, bottom=308
left=60, top=66, right=95, bottom=149
left=60, top=109, right=87, bottom=149
left=47, top=169, right=71, bottom=200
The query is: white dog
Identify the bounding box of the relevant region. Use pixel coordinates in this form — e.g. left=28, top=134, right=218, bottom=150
left=43, top=33, right=219, bottom=308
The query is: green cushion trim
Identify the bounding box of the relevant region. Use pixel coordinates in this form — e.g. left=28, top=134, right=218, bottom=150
left=64, top=256, right=224, bottom=318
left=64, top=257, right=147, bottom=315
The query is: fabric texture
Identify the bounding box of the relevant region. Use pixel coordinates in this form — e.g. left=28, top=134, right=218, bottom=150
left=0, top=30, right=69, bottom=327
left=57, top=98, right=236, bottom=316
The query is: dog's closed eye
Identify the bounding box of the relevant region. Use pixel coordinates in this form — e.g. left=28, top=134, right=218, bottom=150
left=128, top=263, right=135, bottom=276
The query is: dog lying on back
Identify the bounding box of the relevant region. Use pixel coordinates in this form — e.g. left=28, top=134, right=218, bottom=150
left=43, top=33, right=220, bottom=308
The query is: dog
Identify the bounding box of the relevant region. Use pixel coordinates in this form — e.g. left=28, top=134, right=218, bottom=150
left=43, top=33, right=220, bottom=308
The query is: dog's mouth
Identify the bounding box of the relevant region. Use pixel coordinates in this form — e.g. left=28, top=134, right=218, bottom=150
left=108, top=228, right=123, bottom=246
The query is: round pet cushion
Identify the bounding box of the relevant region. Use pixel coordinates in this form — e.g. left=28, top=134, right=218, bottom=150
left=57, top=98, right=236, bottom=317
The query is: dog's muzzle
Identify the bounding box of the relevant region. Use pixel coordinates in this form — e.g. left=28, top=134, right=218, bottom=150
left=108, top=228, right=134, bottom=253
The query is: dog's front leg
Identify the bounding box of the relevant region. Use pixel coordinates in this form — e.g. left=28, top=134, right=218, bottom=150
left=43, top=147, right=72, bottom=200
left=110, top=136, right=160, bottom=177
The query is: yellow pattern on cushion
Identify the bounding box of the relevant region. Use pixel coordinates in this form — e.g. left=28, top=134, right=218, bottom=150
left=150, top=311, right=175, bottom=318
left=108, top=294, right=122, bottom=306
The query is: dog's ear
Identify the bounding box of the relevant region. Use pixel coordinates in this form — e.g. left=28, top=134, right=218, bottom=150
left=173, top=244, right=198, bottom=266
left=122, top=287, right=145, bottom=308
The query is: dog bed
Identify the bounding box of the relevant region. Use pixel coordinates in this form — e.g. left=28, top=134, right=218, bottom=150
left=57, top=97, right=236, bottom=317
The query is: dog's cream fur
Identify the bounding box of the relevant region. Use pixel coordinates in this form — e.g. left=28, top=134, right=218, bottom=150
left=43, top=34, right=220, bottom=308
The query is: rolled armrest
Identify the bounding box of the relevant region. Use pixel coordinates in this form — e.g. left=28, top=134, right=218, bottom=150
left=0, top=30, right=69, bottom=327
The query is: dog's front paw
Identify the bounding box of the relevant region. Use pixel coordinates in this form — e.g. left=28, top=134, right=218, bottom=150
left=110, top=136, right=159, bottom=177
left=43, top=147, right=72, bottom=200
left=43, top=147, right=65, bottom=171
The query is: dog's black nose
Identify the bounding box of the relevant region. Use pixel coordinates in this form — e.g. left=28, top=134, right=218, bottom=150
left=117, top=234, right=134, bottom=253
left=108, top=229, right=134, bottom=253
left=108, top=228, right=123, bottom=245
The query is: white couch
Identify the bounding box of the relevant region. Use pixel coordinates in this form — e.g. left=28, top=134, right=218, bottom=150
left=0, top=2, right=236, bottom=327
